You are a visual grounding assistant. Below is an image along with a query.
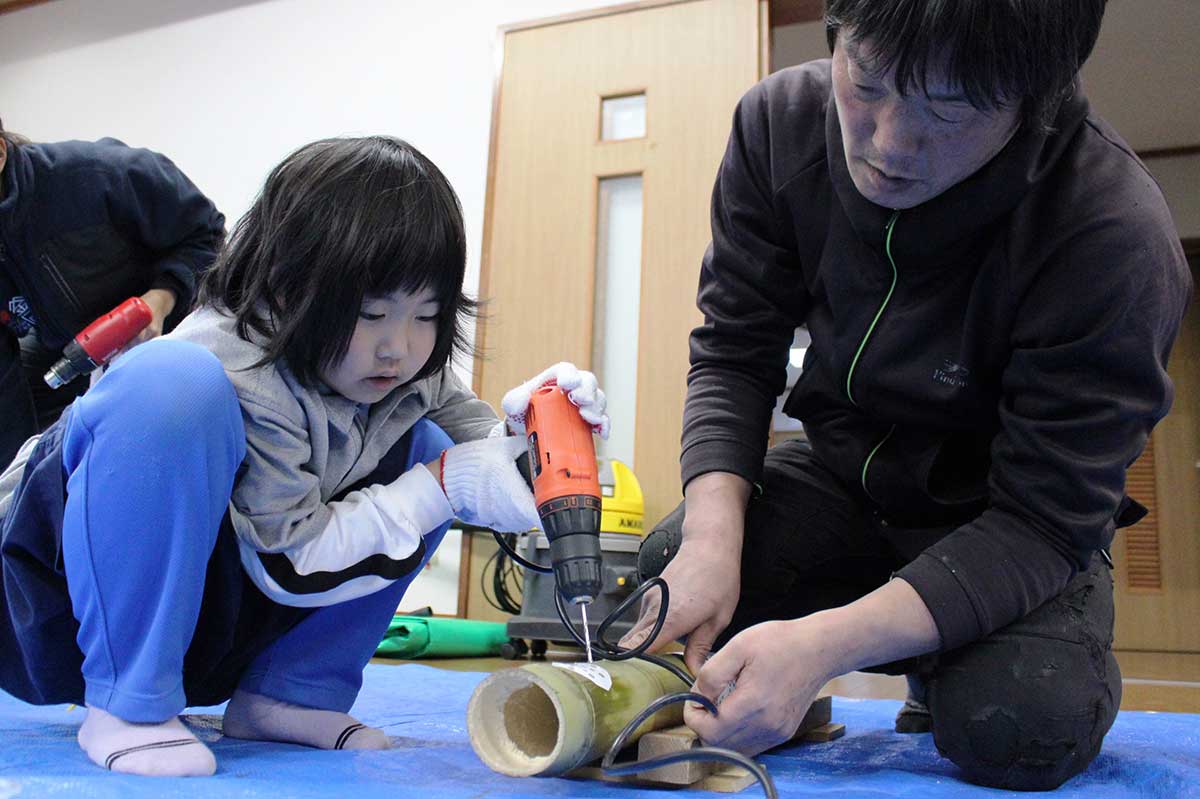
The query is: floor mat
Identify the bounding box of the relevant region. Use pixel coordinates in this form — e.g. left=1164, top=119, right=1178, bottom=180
left=1, top=662, right=1197, bottom=798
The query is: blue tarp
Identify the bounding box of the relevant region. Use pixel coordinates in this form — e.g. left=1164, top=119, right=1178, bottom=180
left=1, top=662, right=1197, bottom=797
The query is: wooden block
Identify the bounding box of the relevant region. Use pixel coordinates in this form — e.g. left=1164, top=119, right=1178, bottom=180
left=701, top=763, right=758, bottom=794
left=567, top=696, right=841, bottom=791
left=794, top=695, right=832, bottom=736
left=801, top=721, right=845, bottom=742
left=636, top=725, right=710, bottom=784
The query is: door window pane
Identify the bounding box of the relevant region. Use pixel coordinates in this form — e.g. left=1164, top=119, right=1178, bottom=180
left=601, top=94, right=646, bottom=140
left=592, top=175, right=644, bottom=466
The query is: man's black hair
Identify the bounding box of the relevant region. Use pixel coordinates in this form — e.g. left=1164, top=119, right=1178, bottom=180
left=199, top=136, right=477, bottom=387
left=824, top=0, right=1108, bottom=130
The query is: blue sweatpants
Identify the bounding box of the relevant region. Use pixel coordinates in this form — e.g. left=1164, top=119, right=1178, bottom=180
left=54, top=339, right=451, bottom=722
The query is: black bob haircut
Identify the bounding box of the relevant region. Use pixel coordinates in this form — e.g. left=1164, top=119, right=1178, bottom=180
left=824, top=0, right=1108, bottom=130
left=200, top=136, right=477, bottom=387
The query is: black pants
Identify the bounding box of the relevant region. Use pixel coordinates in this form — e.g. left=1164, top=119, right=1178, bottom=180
left=0, top=331, right=84, bottom=468
left=648, top=440, right=1120, bottom=791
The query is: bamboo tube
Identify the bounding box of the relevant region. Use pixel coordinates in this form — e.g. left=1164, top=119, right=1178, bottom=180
left=467, top=658, right=689, bottom=777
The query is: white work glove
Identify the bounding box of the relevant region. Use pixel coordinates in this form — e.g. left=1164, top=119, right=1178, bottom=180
left=501, top=362, right=611, bottom=440
left=440, top=436, right=541, bottom=532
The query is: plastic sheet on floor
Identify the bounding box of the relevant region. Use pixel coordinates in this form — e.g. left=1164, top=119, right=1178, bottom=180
left=1, top=662, right=1197, bottom=798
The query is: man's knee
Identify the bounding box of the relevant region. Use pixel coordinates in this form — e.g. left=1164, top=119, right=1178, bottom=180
left=928, top=635, right=1121, bottom=790
left=637, top=500, right=684, bottom=581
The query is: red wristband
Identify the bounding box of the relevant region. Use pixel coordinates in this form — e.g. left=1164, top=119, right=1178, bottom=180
left=439, top=450, right=448, bottom=496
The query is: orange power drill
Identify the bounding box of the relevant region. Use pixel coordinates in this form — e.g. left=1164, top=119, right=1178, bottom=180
left=521, top=383, right=604, bottom=610
left=43, top=297, right=153, bottom=389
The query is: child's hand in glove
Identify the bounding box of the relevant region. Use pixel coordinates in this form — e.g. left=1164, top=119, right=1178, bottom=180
left=501, top=362, right=610, bottom=439
left=439, top=436, right=540, bottom=532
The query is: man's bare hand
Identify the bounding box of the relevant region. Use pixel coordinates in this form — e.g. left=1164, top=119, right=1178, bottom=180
left=685, top=579, right=942, bottom=756
left=88, top=289, right=179, bottom=389
left=125, top=287, right=176, bottom=350
left=619, top=472, right=750, bottom=675
left=684, top=618, right=832, bottom=756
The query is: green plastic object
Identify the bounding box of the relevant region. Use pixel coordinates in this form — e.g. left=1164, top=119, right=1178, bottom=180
left=375, top=615, right=510, bottom=659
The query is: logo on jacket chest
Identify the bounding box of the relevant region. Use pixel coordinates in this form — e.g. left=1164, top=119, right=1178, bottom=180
left=1, top=296, right=37, bottom=337
left=933, top=359, right=970, bottom=389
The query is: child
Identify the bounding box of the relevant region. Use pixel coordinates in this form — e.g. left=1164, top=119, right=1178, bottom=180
left=0, top=136, right=607, bottom=777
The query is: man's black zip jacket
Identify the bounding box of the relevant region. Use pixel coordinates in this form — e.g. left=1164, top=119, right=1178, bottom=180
left=681, top=61, right=1191, bottom=651
left=0, top=137, right=225, bottom=349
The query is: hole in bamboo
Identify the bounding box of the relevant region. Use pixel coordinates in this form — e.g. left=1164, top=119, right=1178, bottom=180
left=503, top=684, right=559, bottom=757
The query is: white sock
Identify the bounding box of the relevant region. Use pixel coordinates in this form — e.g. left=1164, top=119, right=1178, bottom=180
left=221, top=689, right=389, bottom=750
left=77, top=707, right=216, bottom=777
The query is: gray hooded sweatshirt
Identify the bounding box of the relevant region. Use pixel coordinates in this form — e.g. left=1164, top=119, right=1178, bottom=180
left=1, top=305, right=500, bottom=607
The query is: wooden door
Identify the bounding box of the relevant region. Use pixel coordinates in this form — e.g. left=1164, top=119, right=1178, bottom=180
left=475, top=0, right=764, bottom=529
left=1114, top=251, right=1200, bottom=653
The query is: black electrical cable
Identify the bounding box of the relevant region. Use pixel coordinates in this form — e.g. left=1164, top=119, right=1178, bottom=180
left=602, top=692, right=778, bottom=799
left=492, top=530, right=776, bottom=797
left=552, top=577, right=668, bottom=662
left=491, top=529, right=552, bottom=574
left=491, top=530, right=674, bottom=661
left=479, top=546, right=505, bottom=613
left=510, top=555, right=524, bottom=595
left=551, top=576, right=774, bottom=797
left=492, top=535, right=523, bottom=614
left=481, top=537, right=523, bottom=615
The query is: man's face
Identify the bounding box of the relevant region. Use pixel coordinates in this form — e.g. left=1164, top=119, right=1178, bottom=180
left=831, top=29, right=1021, bottom=210
left=321, top=286, right=440, bottom=405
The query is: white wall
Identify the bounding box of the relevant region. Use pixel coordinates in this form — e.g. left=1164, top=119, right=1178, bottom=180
left=7, top=0, right=1191, bottom=341
left=0, top=0, right=631, bottom=617
left=0, top=0, right=630, bottom=382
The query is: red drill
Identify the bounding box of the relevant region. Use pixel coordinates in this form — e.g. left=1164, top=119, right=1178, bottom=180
left=43, top=297, right=153, bottom=389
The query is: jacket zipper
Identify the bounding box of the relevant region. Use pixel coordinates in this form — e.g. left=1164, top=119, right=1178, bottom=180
left=849, top=210, right=901, bottom=500
left=39, top=252, right=85, bottom=317
left=861, top=424, right=896, bottom=500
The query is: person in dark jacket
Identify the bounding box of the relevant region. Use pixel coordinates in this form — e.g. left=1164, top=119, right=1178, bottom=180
left=0, top=118, right=225, bottom=466
left=621, top=0, right=1191, bottom=790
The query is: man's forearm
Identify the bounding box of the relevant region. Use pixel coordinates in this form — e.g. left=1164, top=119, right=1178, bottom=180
left=807, top=577, right=941, bottom=679
left=682, top=471, right=752, bottom=550
left=684, top=471, right=752, bottom=513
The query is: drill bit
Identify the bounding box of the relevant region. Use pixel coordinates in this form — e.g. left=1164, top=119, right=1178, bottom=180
left=580, top=601, right=593, bottom=664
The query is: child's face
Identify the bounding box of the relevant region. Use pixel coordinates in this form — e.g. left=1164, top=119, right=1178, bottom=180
left=322, top=287, right=440, bottom=403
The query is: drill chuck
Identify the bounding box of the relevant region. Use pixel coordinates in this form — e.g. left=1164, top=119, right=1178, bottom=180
left=539, top=494, right=603, bottom=604
left=44, top=340, right=96, bottom=389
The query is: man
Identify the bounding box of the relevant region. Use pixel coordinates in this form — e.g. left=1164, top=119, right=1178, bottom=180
left=0, top=118, right=225, bottom=466
left=622, top=0, right=1190, bottom=790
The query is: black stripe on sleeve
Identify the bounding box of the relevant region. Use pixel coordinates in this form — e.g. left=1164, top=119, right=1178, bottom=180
left=256, top=538, right=427, bottom=595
